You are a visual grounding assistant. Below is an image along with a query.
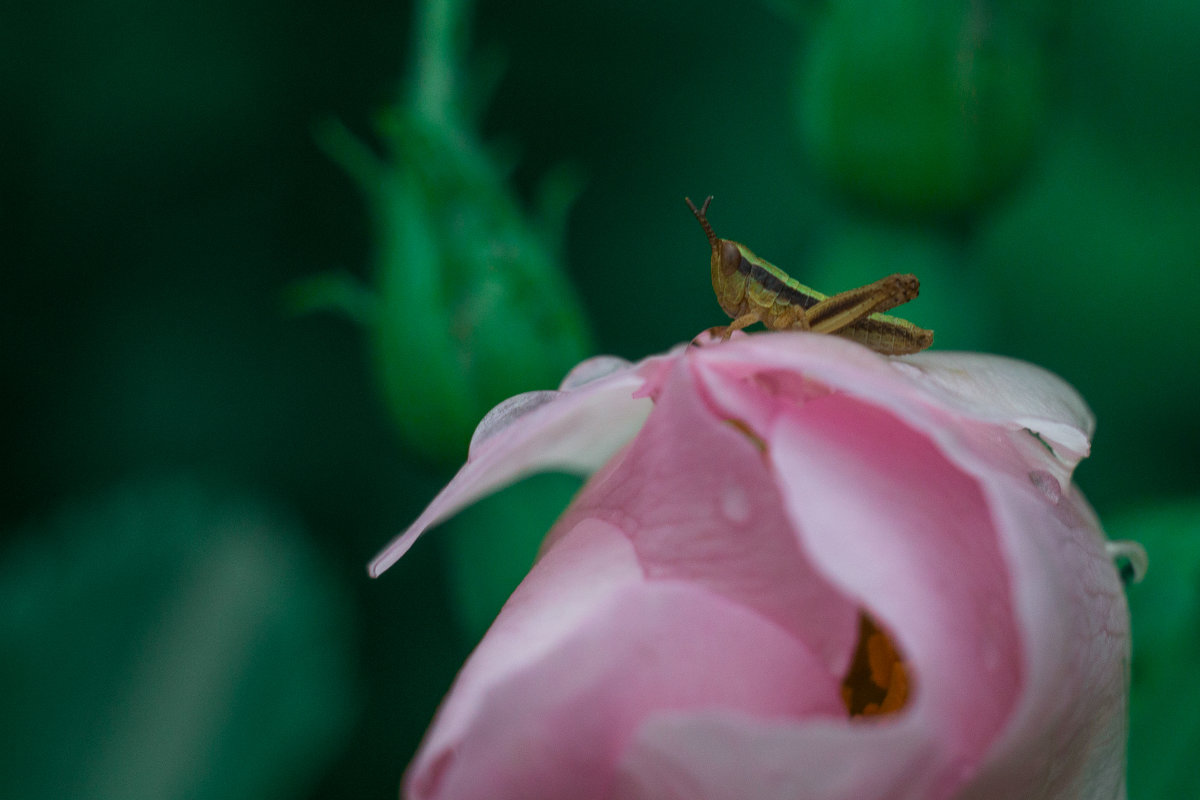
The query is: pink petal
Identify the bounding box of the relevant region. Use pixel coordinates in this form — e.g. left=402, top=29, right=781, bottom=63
left=553, top=354, right=860, bottom=675
left=765, top=393, right=1023, bottom=795
left=388, top=332, right=1127, bottom=799
left=405, top=519, right=845, bottom=800
left=409, top=519, right=643, bottom=776
left=368, top=356, right=655, bottom=576
left=670, top=333, right=1126, bottom=799
left=617, top=710, right=944, bottom=800
left=691, top=335, right=1094, bottom=478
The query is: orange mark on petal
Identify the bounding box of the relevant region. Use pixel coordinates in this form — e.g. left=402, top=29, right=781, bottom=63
left=724, top=418, right=766, bottom=452
left=841, top=612, right=911, bottom=718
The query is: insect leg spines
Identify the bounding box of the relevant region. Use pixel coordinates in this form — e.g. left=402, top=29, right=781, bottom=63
left=837, top=315, right=934, bottom=355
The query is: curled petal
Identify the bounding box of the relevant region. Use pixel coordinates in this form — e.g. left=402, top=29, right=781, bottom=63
left=406, top=520, right=845, bottom=800
left=768, top=393, right=1023, bottom=795
left=680, top=334, right=1124, bottom=798
left=688, top=336, right=1094, bottom=483
left=368, top=357, right=653, bottom=576
left=891, top=351, right=1095, bottom=469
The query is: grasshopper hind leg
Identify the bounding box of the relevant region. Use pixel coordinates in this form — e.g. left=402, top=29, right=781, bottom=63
left=806, top=274, right=919, bottom=336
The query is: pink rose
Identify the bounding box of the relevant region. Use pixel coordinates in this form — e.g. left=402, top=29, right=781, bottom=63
left=371, top=332, right=1130, bottom=800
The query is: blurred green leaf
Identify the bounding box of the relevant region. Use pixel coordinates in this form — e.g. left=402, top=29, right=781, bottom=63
left=0, top=477, right=357, bottom=800
left=1110, top=500, right=1200, bottom=800
left=302, top=0, right=594, bottom=467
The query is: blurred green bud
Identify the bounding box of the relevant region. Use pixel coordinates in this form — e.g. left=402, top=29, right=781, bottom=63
left=796, top=0, right=1042, bottom=215
left=314, top=113, right=592, bottom=465
left=291, top=0, right=593, bottom=466
left=296, top=95, right=592, bottom=468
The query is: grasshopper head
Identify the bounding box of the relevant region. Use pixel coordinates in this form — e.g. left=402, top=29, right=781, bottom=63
left=686, top=196, right=741, bottom=275
left=686, top=196, right=746, bottom=312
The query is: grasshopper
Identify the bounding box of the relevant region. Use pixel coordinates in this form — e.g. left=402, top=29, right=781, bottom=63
left=686, top=196, right=934, bottom=355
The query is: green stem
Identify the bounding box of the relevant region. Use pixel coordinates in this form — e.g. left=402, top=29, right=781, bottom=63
left=411, top=0, right=472, bottom=125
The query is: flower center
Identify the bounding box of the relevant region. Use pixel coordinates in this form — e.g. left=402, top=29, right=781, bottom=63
left=840, top=613, right=910, bottom=716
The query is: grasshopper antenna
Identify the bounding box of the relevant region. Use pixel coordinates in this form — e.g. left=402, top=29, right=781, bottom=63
left=685, top=195, right=718, bottom=248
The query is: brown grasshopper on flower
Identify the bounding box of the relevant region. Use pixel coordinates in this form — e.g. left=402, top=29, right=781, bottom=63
left=686, top=196, right=934, bottom=355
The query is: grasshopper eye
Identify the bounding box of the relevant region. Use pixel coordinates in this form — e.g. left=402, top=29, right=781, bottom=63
left=718, top=240, right=743, bottom=278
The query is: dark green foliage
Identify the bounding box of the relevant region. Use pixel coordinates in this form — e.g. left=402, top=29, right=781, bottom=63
left=1110, top=502, right=1200, bottom=800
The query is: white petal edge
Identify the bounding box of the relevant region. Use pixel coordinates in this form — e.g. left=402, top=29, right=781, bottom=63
left=693, top=338, right=1094, bottom=474
left=368, top=365, right=652, bottom=577
left=891, top=351, right=1094, bottom=466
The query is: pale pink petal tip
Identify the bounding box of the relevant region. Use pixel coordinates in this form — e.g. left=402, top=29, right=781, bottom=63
left=368, top=357, right=650, bottom=578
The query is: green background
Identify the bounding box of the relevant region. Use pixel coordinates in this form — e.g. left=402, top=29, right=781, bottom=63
left=3, top=0, right=1198, bottom=797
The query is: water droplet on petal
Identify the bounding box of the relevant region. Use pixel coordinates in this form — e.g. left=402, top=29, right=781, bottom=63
left=558, top=356, right=632, bottom=391
left=1106, top=540, right=1148, bottom=585
left=469, top=391, right=562, bottom=456
left=1028, top=470, right=1062, bottom=504
left=720, top=482, right=750, bottom=525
